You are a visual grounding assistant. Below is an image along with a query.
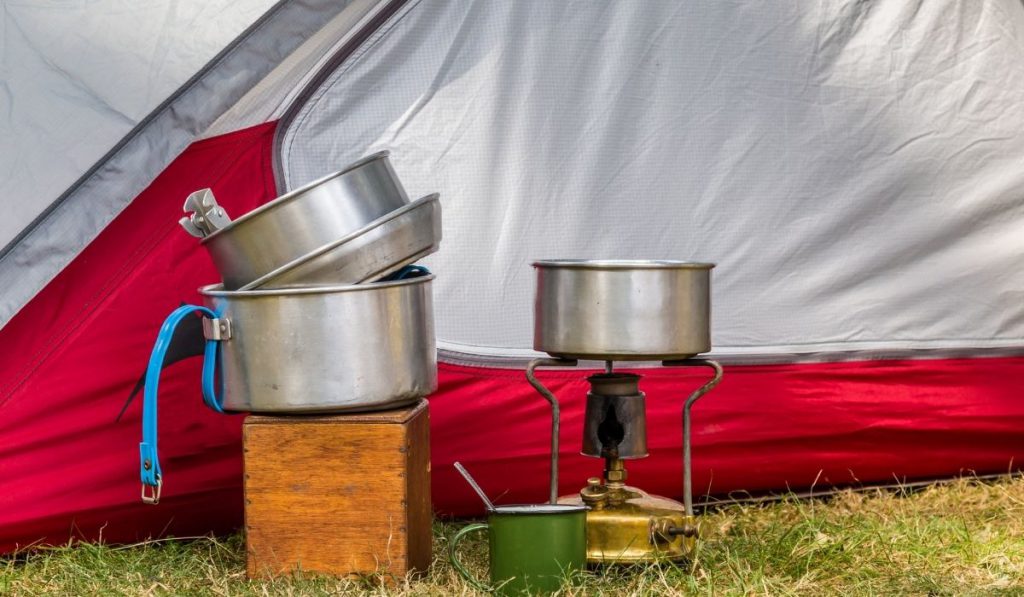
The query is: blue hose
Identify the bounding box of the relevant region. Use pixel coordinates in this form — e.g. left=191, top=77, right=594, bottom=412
left=140, top=304, right=224, bottom=501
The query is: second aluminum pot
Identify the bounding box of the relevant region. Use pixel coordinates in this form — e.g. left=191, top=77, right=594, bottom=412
left=199, top=151, right=409, bottom=289
left=199, top=274, right=436, bottom=413
left=533, top=260, right=714, bottom=360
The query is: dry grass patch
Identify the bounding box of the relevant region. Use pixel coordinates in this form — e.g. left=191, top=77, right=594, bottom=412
left=3, top=476, right=1023, bottom=596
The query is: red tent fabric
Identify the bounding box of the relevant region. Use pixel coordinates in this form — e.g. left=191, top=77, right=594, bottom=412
left=0, top=124, right=277, bottom=550
left=434, top=358, right=1024, bottom=515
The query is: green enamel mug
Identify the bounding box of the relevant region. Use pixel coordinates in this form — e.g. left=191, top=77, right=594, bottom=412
left=449, top=504, right=587, bottom=595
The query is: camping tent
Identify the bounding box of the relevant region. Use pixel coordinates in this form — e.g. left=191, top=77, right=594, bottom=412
left=3, top=0, right=1024, bottom=552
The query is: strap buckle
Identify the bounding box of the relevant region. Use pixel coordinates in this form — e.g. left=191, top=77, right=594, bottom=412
left=141, top=476, right=162, bottom=505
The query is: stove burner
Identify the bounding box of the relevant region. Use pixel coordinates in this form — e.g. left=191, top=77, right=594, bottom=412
left=582, top=373, right=647, bottom=459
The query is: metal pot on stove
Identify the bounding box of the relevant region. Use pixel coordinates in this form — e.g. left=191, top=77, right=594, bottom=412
left=532, top=259, right=713, bottom=360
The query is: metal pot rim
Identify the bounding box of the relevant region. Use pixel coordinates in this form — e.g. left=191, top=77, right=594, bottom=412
left=238, top=193, right=439, bottom=290
left=488, top=504, right=588, bottom=515
left=532, top=259, right=715, bottom=270
left=198, top=271, right=433, bottom=298
left=200, top=150, right=391, bottom=243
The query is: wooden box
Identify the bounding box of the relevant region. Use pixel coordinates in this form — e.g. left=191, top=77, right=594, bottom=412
left=243, top=400, right=431, bottom=579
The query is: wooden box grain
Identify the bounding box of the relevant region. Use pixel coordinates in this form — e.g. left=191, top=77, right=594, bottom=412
left=242, top=400, right=430, bottom=579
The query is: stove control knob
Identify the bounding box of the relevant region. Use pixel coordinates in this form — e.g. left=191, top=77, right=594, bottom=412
left=651, top=518, right=699, bottom=544
left=580, top=477, right=609, bottom=509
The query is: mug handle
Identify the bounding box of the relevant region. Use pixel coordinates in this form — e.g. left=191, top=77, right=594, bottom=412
left=448, top=523, right=490, bottom=592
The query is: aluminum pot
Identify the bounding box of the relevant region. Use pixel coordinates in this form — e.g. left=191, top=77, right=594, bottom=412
left=197, top=151, right=409, bottom=289
left=532, top=260, right=713, bottom=360
left=198, top=274, right=436, bottom=413
left=239, top=194, right=442, bottom=289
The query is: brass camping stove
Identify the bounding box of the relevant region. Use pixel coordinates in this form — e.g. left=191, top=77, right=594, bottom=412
left=527, top=358, right=722, bottom=564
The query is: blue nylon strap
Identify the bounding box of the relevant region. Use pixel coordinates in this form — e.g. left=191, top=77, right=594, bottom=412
left=140, top=304, right=218, bottom=493
left=201, top=336, right=225, bottom=414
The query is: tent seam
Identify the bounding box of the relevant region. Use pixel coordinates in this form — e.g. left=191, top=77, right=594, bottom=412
left=276, top=0, right=420, bottom=191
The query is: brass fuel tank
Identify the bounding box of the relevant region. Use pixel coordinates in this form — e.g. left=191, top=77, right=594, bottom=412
left=559, top=459, right=698, bottom=563
left=558, top=477, right=697, bottom=563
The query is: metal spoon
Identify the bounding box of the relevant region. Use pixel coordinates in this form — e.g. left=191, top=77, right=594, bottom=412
left=454, top=461, right=494, bottom=511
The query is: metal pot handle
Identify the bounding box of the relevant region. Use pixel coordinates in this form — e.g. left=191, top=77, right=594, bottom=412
left=179, top=188, right=231, bottom=238
left=661, top=358, right=723, bottom=516
left=526, top=358, right=578, bottom=504
left=140, top=305, right=228, bottom=505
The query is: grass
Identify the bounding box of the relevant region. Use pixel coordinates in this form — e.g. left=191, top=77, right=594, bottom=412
left=3, top=476, right=1023, bottom=596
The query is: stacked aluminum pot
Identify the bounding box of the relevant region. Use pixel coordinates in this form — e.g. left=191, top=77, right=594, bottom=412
left=181, top=152, right=441, bottom=413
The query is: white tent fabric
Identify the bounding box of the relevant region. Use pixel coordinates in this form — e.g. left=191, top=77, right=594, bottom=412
left=0, top=0, right=366, bottom=326
left=280, top=0, right=1024, bottom=363
left=0, top=0, right=275, bottom=249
